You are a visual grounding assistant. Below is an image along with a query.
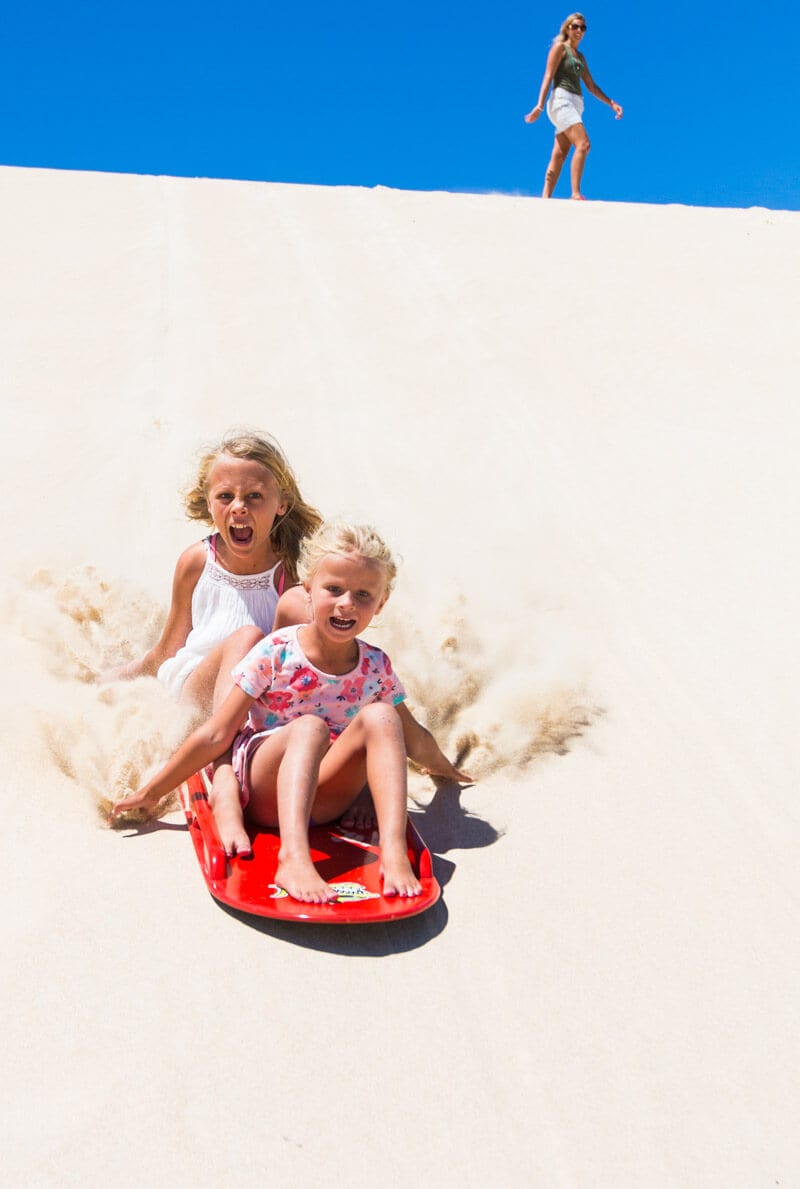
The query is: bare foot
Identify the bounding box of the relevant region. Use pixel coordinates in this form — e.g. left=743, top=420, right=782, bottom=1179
left=338, top=786, right=377, bottom=834
left=209, top=767, right=252, bottom=858
left=275, top=853, right=339, bottom=904
left=380, top=843, right=422, bottom=898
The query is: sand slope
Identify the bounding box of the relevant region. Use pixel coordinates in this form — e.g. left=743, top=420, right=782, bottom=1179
left=2, top=165, right=799, bottom=1186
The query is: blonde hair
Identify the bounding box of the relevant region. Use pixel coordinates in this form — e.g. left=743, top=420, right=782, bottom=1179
left=298, top=521, right=399, bottom=598
left=553, top=12, right=586, bottom=43
left=184, top=429, right=322, bottom=583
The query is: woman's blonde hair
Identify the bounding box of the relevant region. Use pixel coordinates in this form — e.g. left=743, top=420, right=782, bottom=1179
left=298, top=520, right=399, bottom=598
left=553, top=12, right=586, bottom=43
left=184, top=429, right=322, bottom=583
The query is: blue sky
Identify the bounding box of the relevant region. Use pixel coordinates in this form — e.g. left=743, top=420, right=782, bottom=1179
left=1, top=0, right=797, bottom=211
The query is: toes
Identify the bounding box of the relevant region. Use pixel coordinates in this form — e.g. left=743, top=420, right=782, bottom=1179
left=224, top=832, right=252, bottom=859
left=275, top=862, right=338, bottom=903
left=381, top=869, right=422, bottom=898
left=295, top=884, right=337, bottom=904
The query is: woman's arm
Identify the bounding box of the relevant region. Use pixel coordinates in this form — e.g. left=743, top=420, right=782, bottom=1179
left=581, top=59, right=623, bottom=117
left=110, top=684, right=255, bottom=818
left=396, top=702, right=473, bottom=784
left=525, top=42, right=565, bottom=122
left=100, top=542, right=205, bottom=682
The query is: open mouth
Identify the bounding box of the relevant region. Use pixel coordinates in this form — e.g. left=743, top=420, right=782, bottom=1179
left=330, top=616, right=356, bottom=631
left=230, top=525, right=254, bottom=545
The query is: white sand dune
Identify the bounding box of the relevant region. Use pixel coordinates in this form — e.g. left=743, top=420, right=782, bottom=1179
left=2, top=164, right=798, bottom=1186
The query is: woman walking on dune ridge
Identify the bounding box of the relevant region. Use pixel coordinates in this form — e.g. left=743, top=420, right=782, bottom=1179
left=525, top=13, right=622, bottom=199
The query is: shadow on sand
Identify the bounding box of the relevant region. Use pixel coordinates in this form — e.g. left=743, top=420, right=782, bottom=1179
left=218, top=781, right=501, bottom=955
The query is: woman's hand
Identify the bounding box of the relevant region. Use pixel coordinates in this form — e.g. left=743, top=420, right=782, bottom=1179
left=610, top=101, right=623, bottom=119
left=524, top=105, right=544, bottom=123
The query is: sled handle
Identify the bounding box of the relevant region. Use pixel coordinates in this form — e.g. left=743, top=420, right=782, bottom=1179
left=183, top=773, right=228, bottom=881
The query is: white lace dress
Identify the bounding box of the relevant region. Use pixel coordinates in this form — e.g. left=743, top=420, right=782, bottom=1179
left=157, top=534, right=283, bottom=696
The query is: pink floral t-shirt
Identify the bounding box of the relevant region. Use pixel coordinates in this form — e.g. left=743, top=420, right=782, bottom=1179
left=231, top=625, right=406, bottom=738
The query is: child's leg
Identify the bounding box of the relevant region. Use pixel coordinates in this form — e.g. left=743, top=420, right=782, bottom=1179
left=184, top=626, right=265, bottom=856
left=316, top=704, right=421, bottom=897
left=208, top=762, right=252, bottom=859
left=247, top=706, right=422, bottom=900
left=246, top=716, right=339, bottom=903
left=181, top=625, right=265, bottom=715
left=338, top=785, right=376, bottom=833
left=337, top=704, right=430, bottom=834
left=360, top=704, right=421, bottom=897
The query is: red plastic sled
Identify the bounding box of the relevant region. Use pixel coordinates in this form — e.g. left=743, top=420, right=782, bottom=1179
left=179, top=770, right=441, bottom=924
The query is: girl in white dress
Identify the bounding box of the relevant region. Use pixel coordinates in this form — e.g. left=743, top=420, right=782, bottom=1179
left=105, top=429, right=321, bottom=714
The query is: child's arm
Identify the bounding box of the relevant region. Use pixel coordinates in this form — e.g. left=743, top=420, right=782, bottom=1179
left=109, top=684, right=255, bottom=818
left=396, top=702, right=473, bottom=784
left=99, top=543, right=205, bottom=682
left=273, top=584, right=310, bottom=629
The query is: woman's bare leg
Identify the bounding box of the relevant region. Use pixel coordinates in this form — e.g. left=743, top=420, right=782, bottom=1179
left=564, top=123, right=591, bottom=197
left=543, top=132, right=570, bottom=197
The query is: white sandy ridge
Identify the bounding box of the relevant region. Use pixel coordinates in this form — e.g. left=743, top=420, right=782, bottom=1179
left=1, top=165, right=798, bottom=1186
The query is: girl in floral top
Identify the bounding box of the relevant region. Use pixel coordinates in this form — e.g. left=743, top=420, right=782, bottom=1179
left=112, top=522, right=472, bottom=903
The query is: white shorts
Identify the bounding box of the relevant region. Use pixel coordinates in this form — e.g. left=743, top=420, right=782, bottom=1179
left=157, top=648, right=204, bottom=697
left=547, top=87, right=585, bottom=133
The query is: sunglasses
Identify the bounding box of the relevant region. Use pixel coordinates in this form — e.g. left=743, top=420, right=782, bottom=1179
left=570, top=23, right=587, bottom=31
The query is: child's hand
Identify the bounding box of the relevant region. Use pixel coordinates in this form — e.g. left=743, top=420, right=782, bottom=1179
left=109, top=787, right=160, bottom=822
left=96, top=661, right=138, bottom=685
left=422, top=758, right=474, bottom=786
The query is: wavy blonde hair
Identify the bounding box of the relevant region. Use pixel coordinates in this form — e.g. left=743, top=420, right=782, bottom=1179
left=184, top=429, right=322, bottom=583
left=553, top=12, right=586, bottom=44
left=298, top=520, right=399, bottom=598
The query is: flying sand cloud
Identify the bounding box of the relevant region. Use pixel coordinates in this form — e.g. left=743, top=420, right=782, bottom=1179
left=5, top=562, right=598, bottom=818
